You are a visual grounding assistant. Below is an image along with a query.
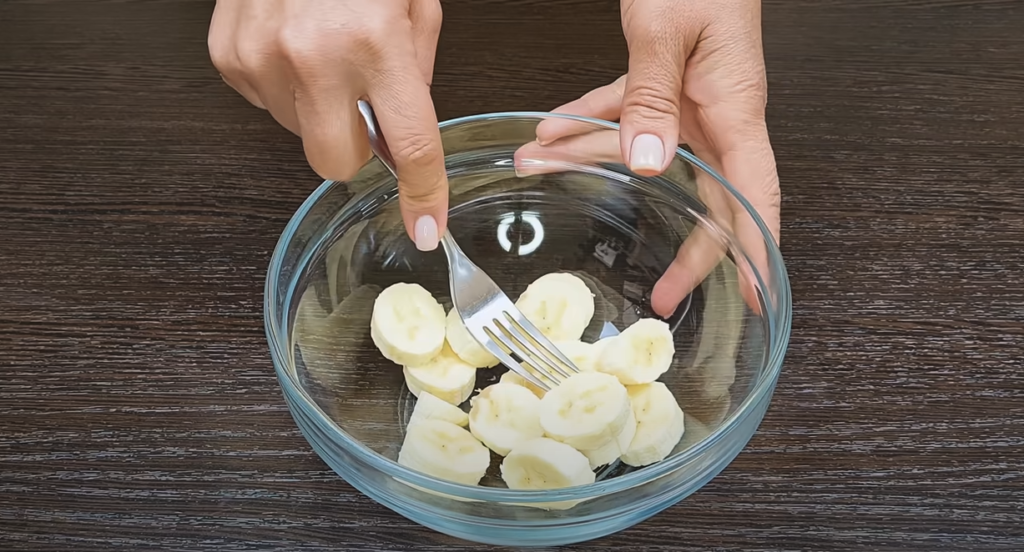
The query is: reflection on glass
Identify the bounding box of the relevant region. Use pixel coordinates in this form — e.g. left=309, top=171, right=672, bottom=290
left=496, top=211, right=544, bottom=256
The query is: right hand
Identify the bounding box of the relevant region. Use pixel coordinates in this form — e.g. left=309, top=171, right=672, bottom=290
left=526, top=0, right=779, bottom=317
left=208, top=0, right=448, bottom=251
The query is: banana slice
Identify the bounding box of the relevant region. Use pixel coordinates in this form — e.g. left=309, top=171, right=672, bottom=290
left=468, top=383, right=544, bottom=456
left=497, top=341, right=605, bottom=398
left=553, top=339, right=606, bottom=372
left=403, top=344, right=477, bottom=406
left=597, top=318, right=675, bottom=385
left=410, top=390, right=469, bottom=427
left=445, top=308, right=499, bottom=368
left=538, top=371, right=631, bottom=451
left=578, top=407, right=637, bottom=469
left=499, top=369, right=547, bottom=399
left=398, top=418, right=490, bottom=486
left=621, top=382, right=686, bottom=467
left=515, top=272, right=595, bottom=341
left=371, top=283, right=446, bottom=366
left=500, top=437, right=595, bottom=491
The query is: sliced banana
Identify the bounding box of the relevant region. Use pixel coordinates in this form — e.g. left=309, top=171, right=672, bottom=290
left=403, top=344, right=477, bottom=406
left=553, top=339, right=605, bottom=372
left=538, top=371, right=631, bottom=451
left=445, top=308, right=499, bottom=368
left=572, top=270, right=622, bottom=325
left=370, top=282, right=446, bottom=366
left=498, top=340, right=605, bottom=397
left=597, top=318, right=675, bottom=385
left=578, top=407, right=637, bottom=469
left=515, top=272, right=595, bottom=341
left=398, top=418, right=490, bottom=486
left=468, top=383, right=544, bottom=456
left=499, top=369, right=547, bottom=399
left=621, top=382, right=686, bottom=467
left=500, top=437, right=595, bottom=491
left=410, top=390, right=469, bottom=427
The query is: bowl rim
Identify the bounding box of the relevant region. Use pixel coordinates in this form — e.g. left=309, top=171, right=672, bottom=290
left=264, top=111, right=792, bottom=503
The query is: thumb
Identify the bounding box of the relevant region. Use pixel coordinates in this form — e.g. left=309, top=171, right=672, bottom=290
left=369, top=61, right=449, bottom=252
left=618, top=11, right=697, bottom=176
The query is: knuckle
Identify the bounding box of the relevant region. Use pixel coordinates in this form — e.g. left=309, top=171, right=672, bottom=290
left=400, top=179, right=444, bottom=206
left=307, top=153, right=359, bottom=182
left=623, top=83, right=680, bottom=120
left=303, top=131, right=373, bottom=182
left=394, top=136, right=445, bottom=205
left=759, top=173, right=781, bottom=207
left=207, top=36, right=236, bottom=74
left=361, top=12, right=396, bottom=40
left=393, top=134, right=443, bottom=169
left=767, top=190, right=781, bottom=213
left=235, top=40, right=266, bottom=74
left=755, top=80, right=769, bottom=109
left=276, top=12, right=408, bottom=74
left=343, top=15, right=398, bottom=57
left=733, top=66, right=768, bottom=102
left=419, top=1, right=444, bottom=33
left=207, top=12, right=235, bottom=72
left=276, top=26, right=322, bottom=68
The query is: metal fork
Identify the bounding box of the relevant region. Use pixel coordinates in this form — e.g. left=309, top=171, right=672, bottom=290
left=357, top=100, right=579, bottom=390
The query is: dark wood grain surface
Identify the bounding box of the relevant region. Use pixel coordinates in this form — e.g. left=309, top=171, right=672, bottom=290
left=2, top=0, right=1023, bottom=550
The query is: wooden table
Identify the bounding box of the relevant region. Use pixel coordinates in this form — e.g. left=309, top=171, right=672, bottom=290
left=2, top=1, right=1022, bottom=550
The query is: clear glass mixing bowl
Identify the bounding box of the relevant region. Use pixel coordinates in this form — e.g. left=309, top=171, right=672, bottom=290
left=264, top=112, right=791, bottom=547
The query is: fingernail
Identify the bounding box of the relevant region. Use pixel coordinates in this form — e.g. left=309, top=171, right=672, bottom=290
left=514, top=157, right=543, bottom=178
left=630, top=134, right=665, bottom=174
left=414, top=215, right=439, bottom=251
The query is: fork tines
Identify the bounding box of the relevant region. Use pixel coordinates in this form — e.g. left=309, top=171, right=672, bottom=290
left=482, top=310, right=580, bottom=391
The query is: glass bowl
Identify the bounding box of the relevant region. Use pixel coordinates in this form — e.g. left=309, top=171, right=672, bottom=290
left=264, top=112, right=791, bottom=547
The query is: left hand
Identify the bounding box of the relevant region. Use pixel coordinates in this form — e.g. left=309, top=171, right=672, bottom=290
left=533, top=0, right=780, bottom=317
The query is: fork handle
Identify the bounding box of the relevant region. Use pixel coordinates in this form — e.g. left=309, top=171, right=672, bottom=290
left=359, top=100, right=465, bottom=269
left=440, top=230, right=477, bottom=280
left=357, top=100, right=400, bottom=180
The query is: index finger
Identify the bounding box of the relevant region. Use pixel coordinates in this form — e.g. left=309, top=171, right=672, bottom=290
left=368, top=52, right=449, bottom=252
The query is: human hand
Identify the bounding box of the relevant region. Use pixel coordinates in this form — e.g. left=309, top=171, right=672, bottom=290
left=532, top=0, right=780, bottom=316
left=208, top=0, right=448, bottom=251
